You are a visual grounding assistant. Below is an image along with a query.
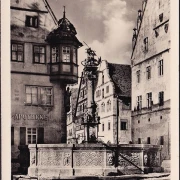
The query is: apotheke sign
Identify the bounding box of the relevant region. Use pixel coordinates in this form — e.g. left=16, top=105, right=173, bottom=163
left=12, top=114, right=48, bottom=120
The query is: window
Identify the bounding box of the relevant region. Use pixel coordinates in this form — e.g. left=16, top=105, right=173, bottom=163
left=73, top=48, right=77, bottom=63
left=144, top=37, right=148, bottom=51
left=108, top=122, right=111, bottom=130
left=11, top=43, right=24, bottom=62
left=158, top=60, right=163, bottom=76
left=106, top=86, right=109, bottom=93
left=51, top=46, right=59, bottom=63
left=62, top=47, right=70, bottom=62
left=101, top=102, right=105, bottom=112
left=102, top=75, right=104, bottom=84
left=26, top=86, right=38, bottom=105
left=159, top=91, right=164, bottom=106
left=27, top=128, right=37, bottom=144
left=146, top=66, right=151, bottom=79
left=102, top=88, right=104, bottom=98
left=40, top=87, right=53, bottom=105
left=147, top=92, right=152, bottom=108
left=159, top=13, right=163, bottom=22
left=147, top=137, right=151, bottom=144
left=120, top=120, right=127, bottom=130
left=26, top=86, right=53, bottom=106
left=138, top=138, right=141, bottom=144
left=136, top=70, right=140, bottom=83
left=107, top=100, right=111, bottom=112
left=25, top=16, right=38, bottom=28
left=33, top=45, right=46, bottom=64
left=160, top=136, right=164, bottom=145
left=137, top=95, right=142, bottom=110
left=102, top=124, right=104, bottom=131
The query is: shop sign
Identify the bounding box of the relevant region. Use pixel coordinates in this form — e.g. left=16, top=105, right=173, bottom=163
left=12, top=114, right=48, bottom=121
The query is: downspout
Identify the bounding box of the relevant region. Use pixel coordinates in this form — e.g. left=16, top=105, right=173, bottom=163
left=116, top=97, right=119, bottom=145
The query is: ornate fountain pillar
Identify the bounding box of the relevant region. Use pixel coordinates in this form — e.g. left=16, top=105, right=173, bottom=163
left=81, top=48, right=101, bottom=143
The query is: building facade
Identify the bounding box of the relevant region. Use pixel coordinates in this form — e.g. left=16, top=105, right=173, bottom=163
left=131, top=0, right=170, bottom=161
left=67, top=60, right=131, bottom=144
left=95, top=60, right=131, bottom=144
left=11, top=0, right=82, bottom=174
left=67, top=88, right=78, bottom=144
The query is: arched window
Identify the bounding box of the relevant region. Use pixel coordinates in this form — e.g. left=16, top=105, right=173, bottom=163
left=101, top=102, right=105, bottom=112
left=107, top=100, right=111, bottom=112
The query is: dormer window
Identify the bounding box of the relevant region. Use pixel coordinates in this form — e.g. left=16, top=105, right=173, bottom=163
left=62, top=46, right=70, bottom=62
left=25, top=16, right=38, bottom=28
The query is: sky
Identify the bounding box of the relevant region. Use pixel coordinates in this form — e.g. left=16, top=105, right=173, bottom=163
left=48, top=0, right=142, bottom=72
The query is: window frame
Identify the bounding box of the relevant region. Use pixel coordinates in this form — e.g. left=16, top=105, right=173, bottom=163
left=107, top=100, right=111, bottom=112
left=73, top=47, right=77, bottom=64
left=25, top=85, right=38, bottom=105
left=62, top=46, right=71, bottom=62
left=25, top=85, right=53, bottom=106
left=147, top=137, right=151, bottom=144
left=25, top=15, right=39, bottom=28
left=120, top=120, right=128, bottom=130
left=144, top=37, right=148, bottom=52
left=147, top=92, right=152, bottom=108
left=11, top=42, right=24, bottom=62
left=159, top=91, right=164, bottom=106
left=106, top=85, right=109, bottom=93
left=158, top=60, right=163, bottom=76
left=27, top=128, right=37, bottom=144
left=102, top=123, right=104, bottom=131
left=51, top=46, right=59, bottom=63
left=137, top=95, right=142, bottom=110
left=33, top=45, right=46, bottom=64
left=102, top=75, right=104, bottom=84
left=146, top=66, right=151, bottom=80
left=40, top=87, right=53, bottom=106
left=108, top=122, right=111, bottom=130
left=136, top=70, right=141, bottom=83
left=101, top=102, right=105, bottom=112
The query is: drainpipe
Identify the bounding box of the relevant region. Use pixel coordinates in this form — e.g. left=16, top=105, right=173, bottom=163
left=116, top=97, right=119, bottom=145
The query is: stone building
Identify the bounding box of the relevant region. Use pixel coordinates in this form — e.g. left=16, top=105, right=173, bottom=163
left=131, top=0, right=170, bottom=164
left=11, top=0, right=82, bottom=174
left=68, top=60, right=131, bottom=144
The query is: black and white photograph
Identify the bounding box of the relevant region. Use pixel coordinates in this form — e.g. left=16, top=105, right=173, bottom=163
left=0, top=0, right=179, bottom=179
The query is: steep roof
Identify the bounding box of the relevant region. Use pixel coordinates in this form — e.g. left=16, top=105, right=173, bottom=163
left=107, top=63, right=131, bottom=98
left=45, top=9, right=83, bottom=47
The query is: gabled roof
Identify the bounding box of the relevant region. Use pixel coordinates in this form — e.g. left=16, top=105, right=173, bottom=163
left=107, top=63, right=131, bottom=98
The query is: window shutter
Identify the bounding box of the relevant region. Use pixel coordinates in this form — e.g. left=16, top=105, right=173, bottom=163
left=11, top=127, right=14, bottom=145
left=38, top=128, right=44, bottom=144
left=20, top=127, right=26, bottom=145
